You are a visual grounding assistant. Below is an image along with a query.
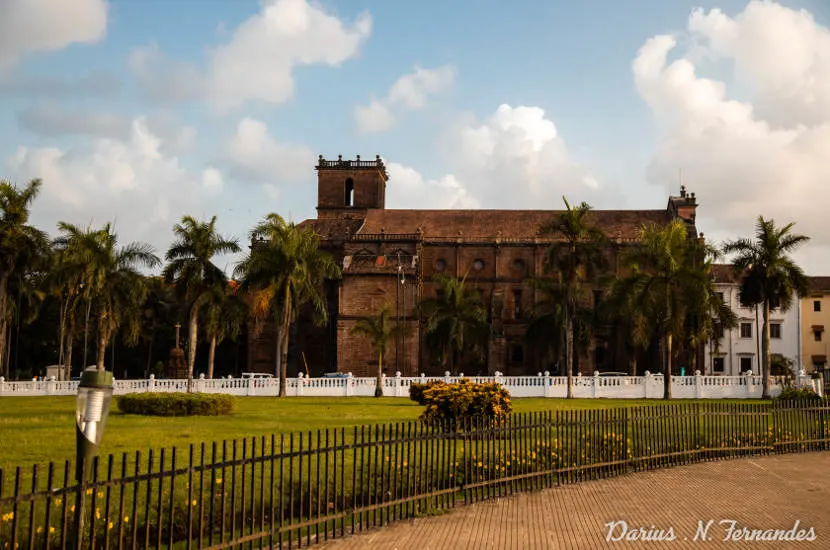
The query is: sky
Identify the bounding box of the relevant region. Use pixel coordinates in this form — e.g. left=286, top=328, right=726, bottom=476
left=1, top=0, right=829, bottom=274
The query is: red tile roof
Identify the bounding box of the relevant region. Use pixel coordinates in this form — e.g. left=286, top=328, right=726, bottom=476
left=297, top=218, right=364, bottom=240
left=355, top=209, right=672, bottom=240
left=809, top=277, right=830, bottom=293
left=711, top=264, right=740, bottom=284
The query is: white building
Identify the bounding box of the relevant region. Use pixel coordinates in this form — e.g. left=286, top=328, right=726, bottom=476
left=704, top=265, right=802, bottom=376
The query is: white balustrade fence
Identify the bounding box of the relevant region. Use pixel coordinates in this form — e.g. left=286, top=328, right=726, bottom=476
left=0, top=370, right=822, bottom=399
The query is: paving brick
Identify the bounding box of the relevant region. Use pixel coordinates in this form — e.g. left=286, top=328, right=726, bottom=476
left=316, top=453, right=830, bottom=549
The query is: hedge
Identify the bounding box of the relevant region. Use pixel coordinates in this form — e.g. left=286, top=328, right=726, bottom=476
left=117, top=392, right=235, bottom=417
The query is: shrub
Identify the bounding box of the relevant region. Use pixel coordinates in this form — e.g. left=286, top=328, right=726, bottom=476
left=117, top=393, right=235, bottom=416
left=409, top=380, right=445, bottom=405
left=775, top=386, right=823, bottom=402
left=420, top=379, right=512, bottom=424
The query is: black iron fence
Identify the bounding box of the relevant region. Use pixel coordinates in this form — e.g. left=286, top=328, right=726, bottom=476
left=1, top=400, right=829, bottom=549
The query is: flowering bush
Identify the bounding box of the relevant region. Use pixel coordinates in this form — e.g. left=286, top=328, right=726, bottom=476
left=420, top=379, right=512, bottom=424
left=409, top=380, right=445, bottom=405
left=775, top=386, right=823, bottom=402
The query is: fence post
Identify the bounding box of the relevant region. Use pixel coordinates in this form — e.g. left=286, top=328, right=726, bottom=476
left=745, top=371, right=753, bottom=398
left=148, top=374, right=156, bottom=393
left=544, top=371, right=552, bottom=398
left=444, top=371, right=451, bottom=384
left=0, top=376, right=4, bottom=395
left=644, top=371, right=651, bottom=399
left=395, top=371, right=402, bottom=397
left=593, top=371, right=600, bottom=398
left=197, top=373, right=205, bottom=393
left=345, top=373, right=353, bottom=397
left=297, top=373, right=304, bottom=396
left=247, top=377, right=255, bottom=397
left=695, top=370, right=702, bottom=399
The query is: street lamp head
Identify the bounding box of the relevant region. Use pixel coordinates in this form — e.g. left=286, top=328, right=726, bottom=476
left=75, top=367, right=113, bottom=480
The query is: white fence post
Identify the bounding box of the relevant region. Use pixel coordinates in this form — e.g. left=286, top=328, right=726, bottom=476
left=148, top=374, right=155, bottom=393
left=593, top=371, right=600, bottom=398
left=644, top=371, right=651, bottom=399
left=543, top=371, right=552, bottom=398
left=0, top=377, right=4, bottom=395
left=197, top=373, right=206, bottom=393
left=695, top=370, right=702, bottom=399
left=395, top=372, right=402, bottom=397
left=345, top=373, right=353, bottom=397
left=247, top=377, right=255, bottom=397
left=297, top=373, right=304, bottom=397
left=444, top=371, right=451, bottom=384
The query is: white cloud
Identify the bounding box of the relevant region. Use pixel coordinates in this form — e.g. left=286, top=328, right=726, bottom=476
left=386, top=163, right=477, bottom=209
left=0, top=0, right=107, bottom=71
left=4, top=118, right=229, bottom=266
left=633, top=1, right=830, bottom=268
left=0, top=71, right=120, bottom=99
left=383, top=103, right=600, bottom=210
left=354, top=65, right=455, bottom=134
left=130, top=0, right=371, bottom=111
left=226, top=117, right=316, bottom=183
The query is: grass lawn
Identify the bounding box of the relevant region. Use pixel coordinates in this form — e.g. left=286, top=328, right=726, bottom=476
left=0, top=396, right=759, bottom=472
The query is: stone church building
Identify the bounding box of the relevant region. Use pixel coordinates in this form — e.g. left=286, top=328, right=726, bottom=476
left=247, top=155, right=700, bottom=378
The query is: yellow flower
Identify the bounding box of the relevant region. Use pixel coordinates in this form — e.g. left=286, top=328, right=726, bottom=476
left=37, top=527, right=43, bottom=534
left=49, top=527, right=55, bottom=534
left=124, top=516, right=129, bottom=523
left=55, top=498, right=62, bottom=506
left=69, top=505, right=75, bottom=513
left=215, top=478, right=223, bottom=484
left=97, top=492, right=103, bottom=498
left=95, top=509, right=101, bottom=520
left=86, top=489, right=93, bottom=495
left=191, top=500, right=197, bottom=507
left=108, top=521, right=113, bottom=530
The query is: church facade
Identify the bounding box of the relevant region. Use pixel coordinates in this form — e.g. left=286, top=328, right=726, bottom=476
left=247, top=155, right=700, bottom=378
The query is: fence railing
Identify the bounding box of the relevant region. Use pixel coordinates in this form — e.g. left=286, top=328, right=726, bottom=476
left=0, top=371, right=821, bottom=399
left=0, top=400, right=828, bottom=549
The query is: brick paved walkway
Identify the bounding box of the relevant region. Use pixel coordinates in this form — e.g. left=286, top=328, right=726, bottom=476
left=317, top=453, right=830, bottom=549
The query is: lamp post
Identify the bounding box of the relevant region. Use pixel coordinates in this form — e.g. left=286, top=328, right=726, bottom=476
left=74, top=366, right=113, bottom=547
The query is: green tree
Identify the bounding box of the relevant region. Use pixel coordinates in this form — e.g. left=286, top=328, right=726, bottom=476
left=614, top=220, right=729, bottom=398
left=0, top=179, right=49, bottom=378
left=139, top=277, right=177, bottom=377
left=54, top=222, right=160, bottom=371
left=540, top=197, right=607, bottom=398
left=235, top=214, right=341, bottom=396
left=723, top=216, right=809, bottom=398
left=420, top=275, right=487, bottom=374
left=163, top=216, right=240, bottom=387
left=524, top=279, right=594, bottom=375
left=352, top=305, right=404, bottom=397
left=202, top=282, right=247, bottom=379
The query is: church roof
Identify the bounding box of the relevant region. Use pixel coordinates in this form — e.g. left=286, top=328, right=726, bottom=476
left=356, top=209, right=672, bottom=241
left=809, top=277, right=830, bottom=293
left=296, top=217, right=364, bottom=239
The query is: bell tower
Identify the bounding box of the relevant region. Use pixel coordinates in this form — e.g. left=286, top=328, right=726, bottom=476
left=316, top=154, right=388, bottom=219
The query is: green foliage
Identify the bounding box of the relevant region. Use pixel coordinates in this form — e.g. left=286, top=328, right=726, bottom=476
left=408, top=380, right=444, bottom=405
left=775, top=386, right=822, bottom=402
left=117, top=392, right=235, bottom=416
left=419, top=379, right=512, bottom=423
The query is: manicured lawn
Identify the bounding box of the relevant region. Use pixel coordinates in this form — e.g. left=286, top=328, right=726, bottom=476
left=0, top=396, right=759, bottom=471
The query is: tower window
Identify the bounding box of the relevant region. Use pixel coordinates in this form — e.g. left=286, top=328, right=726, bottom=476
left=344, top=178, right=354, bottom=207
left=513, top=289, right=522, bottom=318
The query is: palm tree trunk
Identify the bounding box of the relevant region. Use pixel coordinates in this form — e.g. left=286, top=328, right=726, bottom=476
left=0, top=272, right=8, bottom=379
left=145, top=326, right=155, bottom=378
left=58, top=298, right=66, bottom=370
left=208, top=334, right=217, bottom=379
left=664, top=333, right=673, bottom=399
left=762, top=300, right=771, bottom=399
left=187, top=304, right=199, bottom=390
left=566, top=304, right=574, bottom=399
left=65, top=323, right=75, bottom=379
left=96, top=314, right=107, bottom=372
left=375, top=351, right=384, bottom=398
left=628, top=355, right=637, bottom=376
left=278, top=292, right=291, bottom=398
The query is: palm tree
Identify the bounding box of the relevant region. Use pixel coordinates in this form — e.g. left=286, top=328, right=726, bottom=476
left=202, top=281, right=247, bottom=379
left=163, top=216, right=240, bottom=387
left=723, top=217, right=809, bottom=398
left=614, top=220, right=724, bottom=398
left=352, top=305, right=404, bottom=397
left=138, top=277, right=177, bottom=377
left=420, top=275, right=488, bottom=374
left=540, top=197, right=607, bottom=398
left=0, top=179, right=49, bottom=378
left=54, top=222, right=160, bottom=371
left=235, top=214, right=341, bottom=396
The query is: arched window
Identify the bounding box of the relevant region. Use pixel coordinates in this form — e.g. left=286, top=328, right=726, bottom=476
left=345, top=178, right=354, bottom=207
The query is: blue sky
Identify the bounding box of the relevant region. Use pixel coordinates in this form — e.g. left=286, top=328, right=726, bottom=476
left=1, top=0, right=829, bottom=272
